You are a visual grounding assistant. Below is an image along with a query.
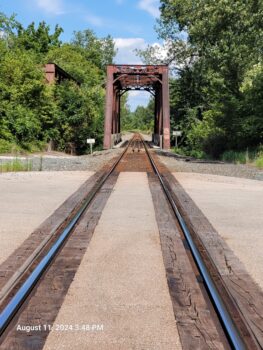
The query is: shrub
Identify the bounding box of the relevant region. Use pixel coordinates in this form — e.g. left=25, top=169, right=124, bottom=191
left=0, top=139, right=22, bottom=154
left=173, top=147, right=187, bottom=156
left=180, top=109, right=226, bottom=158
left=188, top=149, right=207, bottom=159
left=255, top=152, right=263, bottom=169
left=255, top=157, right=263, bottom=169
left=203, top=134, right=227, bottom=159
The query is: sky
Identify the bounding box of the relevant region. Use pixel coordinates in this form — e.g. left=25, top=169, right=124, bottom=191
left=0, top=0, right=162, bottom=110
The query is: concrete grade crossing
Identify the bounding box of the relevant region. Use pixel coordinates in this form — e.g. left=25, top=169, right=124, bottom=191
left=0, top=134, right=262, bottom=349
left=43, top=172, right=182, bottom=349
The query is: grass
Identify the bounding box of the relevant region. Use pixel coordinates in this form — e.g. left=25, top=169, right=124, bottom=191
left=0, top=139, right=23, bottom=154
left=221, top=150, right=250, bottom=164
left=0, top=158, right=32, bottom=173
left=255, top=154, right=263, bottom=169
left=173, top=146, right=207, bottom=159
left=0, top=139, right=46, bottom=155
left=221, top=149, right=263, bottom=169
left=172, top=146, right=263, bottom=169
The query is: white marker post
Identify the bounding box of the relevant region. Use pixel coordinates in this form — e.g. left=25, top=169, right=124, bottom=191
left=87, top=138, right=95, bottom=154
left=172, top=131, right=182, bottom=147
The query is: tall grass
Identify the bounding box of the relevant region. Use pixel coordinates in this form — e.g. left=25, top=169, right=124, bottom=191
left=255, top=154, right=263, bottom=169
left=0, top=140, right=22, bottom=154
left=221, top=148, right=263, bottom=169
left=221, top=150, right=249, bottom=164
left=0, top=139, right=46, bottom=155
left=0, top=158, right=32, bottom=173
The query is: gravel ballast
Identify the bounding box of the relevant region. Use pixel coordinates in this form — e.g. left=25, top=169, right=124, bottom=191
left=0, top=149, right=123, bottom=172
left=157, top=153, right=263, bottom=181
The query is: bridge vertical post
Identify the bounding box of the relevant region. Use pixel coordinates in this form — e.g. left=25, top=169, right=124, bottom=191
left=158, top=87, right=163, bottom=147
left=117, top=92, right=120, bottom=133
left=153, top=84, right=164, bottom=147
left=154, top=93, right=158, bottom=135
left=104, top=65, right=114, bottom=149
left=162, top=66, right=170, bottom=149
left=112, top=87, right=116, bottom=135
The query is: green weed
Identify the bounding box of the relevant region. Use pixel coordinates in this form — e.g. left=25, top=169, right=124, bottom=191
left=0, top=140, right=22, bottom=154
left=255, top=154, right=263, bottom=169
left=0, top=159, right=32, bottom=173
left=221, top=150, right=248, bottom=164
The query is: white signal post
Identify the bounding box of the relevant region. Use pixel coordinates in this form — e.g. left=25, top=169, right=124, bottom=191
left=172, top=131, right=182, bottom=147
left=87, top=138, right=95, bottom=154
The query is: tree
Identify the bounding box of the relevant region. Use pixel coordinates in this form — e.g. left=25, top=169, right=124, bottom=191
left=0, top=47, right=47, bottom=145
left=71, top=30, right=116, bottom=70
left=15, top=22, right=63, bottom=57
left=138, top=0, right=263, bottom=156
left=121, top=95, right=154, bottom=132
left=0, top=13, right=117, bottom=153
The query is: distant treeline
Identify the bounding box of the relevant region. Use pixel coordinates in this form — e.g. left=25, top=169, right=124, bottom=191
left=0, top=12, right=116, bottom=154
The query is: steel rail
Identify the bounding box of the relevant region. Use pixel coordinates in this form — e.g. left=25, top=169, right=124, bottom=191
left=142, top=139, right=247, bottom=350
left=0, top=138, right=131, bottom=336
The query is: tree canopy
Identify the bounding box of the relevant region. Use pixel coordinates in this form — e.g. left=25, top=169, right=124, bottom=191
left=0, top=13, right=116, bottom=154
left=1, top=5, right=262, bottom=158
left=121, top=95, right=154, bottom=132
left=138, top=0, right=263, bottom=157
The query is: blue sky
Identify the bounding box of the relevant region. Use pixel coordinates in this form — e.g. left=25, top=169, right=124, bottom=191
left=0, top=0, right=162, bottom=110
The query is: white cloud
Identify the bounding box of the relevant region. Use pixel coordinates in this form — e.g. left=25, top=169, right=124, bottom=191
left=114, top=37, right=147, bottom=64
left=36, top=0, right=64, bottom=15
left=85, top=13, right=104, bottom=27
left=138, top=0, right=160, bottom=18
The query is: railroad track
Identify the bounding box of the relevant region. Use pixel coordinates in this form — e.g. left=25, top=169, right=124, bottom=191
left=141, top=137, right=260, bottom=350
left=0, top=134, right=261, bottom=349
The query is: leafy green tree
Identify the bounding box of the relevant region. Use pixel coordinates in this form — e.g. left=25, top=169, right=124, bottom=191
left=0, top=47, right=46, bottom=145
left=138, top=0, right=263, bottom=156
left=0, top=12, right=19, bottom=45
left=16, top=22, right=63, bottom=56
left=46, top=43, right=101, bottom=85
left=0, top=13, right=116, bottom=153
left=121, top=95, right=154, bottom=132
left=239, top=64, right=263, bottom=148
left=72, top=30, right=116, bottom=70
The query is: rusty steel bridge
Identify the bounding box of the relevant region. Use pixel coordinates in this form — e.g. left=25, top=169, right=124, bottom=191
left=103, top=64, right=170, bottom=150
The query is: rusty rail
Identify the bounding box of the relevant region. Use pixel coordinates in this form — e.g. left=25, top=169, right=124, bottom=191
left=141, top=137, right=253, bottom=350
